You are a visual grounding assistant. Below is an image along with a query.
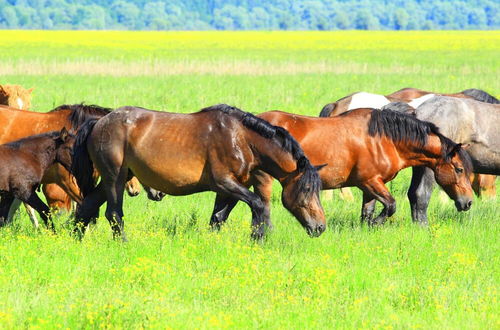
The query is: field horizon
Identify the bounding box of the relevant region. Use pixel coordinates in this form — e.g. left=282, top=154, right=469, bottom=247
left=0, top=30, right=498, bottom=328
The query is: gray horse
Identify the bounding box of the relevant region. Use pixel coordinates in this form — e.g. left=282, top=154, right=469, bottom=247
left=408, top=96, right=500, bottom=224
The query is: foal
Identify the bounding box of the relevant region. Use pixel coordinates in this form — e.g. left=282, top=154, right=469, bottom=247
left=0, top=128, right=74, bottom=229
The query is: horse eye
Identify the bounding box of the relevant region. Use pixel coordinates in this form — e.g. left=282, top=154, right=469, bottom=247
left=455, top=167, right=464, bottom=174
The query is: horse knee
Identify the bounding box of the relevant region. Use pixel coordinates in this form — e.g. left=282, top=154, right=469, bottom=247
left=387, top=201, right=396, bottom=217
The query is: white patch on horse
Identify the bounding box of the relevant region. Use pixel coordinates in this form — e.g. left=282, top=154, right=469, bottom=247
left=17, top=97, right=24, bottom=110
left=348, top=92, right=391, bottom=110
left=409, top=94, right=435, bottom=108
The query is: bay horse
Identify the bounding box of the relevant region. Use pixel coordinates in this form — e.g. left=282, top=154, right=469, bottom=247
left=0, top=128, right=74, bottom=229
left=257, top=108, right=474, bottom=225
left=71, top=104, right=325, bottom=240
left=408, top=96, right=500, bottom=224
left=319, top=89, right=499, bottom=200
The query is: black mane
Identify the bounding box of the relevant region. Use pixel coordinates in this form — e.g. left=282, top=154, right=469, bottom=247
left=461, top=89, right=499, bottom=104
left=368, top=109, right=473, bottom=174
left=200, top=104, right=321, bottom=197
left=49, top=103, right=112, bottom=129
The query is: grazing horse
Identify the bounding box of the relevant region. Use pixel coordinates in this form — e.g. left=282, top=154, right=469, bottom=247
left=0, top=129, right=74, bottom=229
left=0, top=84, right=33, bottom=110
left=257, top=108, right=474, bottom=225
left=71, top=104, right=325, bottom=240
left=0, top=104, right=143, bottom=226
left=408, top=96, right=500, bottom=224
left=319, top=89, right=499, bottom=200
left=319, top=88, right=498, bottom=118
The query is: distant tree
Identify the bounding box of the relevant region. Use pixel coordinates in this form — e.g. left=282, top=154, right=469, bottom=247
left=1, top=6, right=18, bottom=28
left=355, top=8, right=380, bottom=30
left=110, top=0, right=140, bottom=29
left=394, top=8, right=410, bottom=30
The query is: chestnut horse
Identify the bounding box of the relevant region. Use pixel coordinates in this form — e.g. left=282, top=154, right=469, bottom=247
left=0, top=104, right=142, bottom=226
left=0, top=129, right=74, bottom=229
left=257, top=108, right=474, bottom=225
left=71, top=104, right=325, bottom=240
left=0, top=84, right=33, bottom=110
left=319, top=89, right=498, bottom=200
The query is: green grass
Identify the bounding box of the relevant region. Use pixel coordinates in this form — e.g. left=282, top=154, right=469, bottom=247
left=0, top=31, right=498, bottom=328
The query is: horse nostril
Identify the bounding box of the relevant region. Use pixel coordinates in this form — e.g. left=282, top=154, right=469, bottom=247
left=466, top=200, right=472, bottom=209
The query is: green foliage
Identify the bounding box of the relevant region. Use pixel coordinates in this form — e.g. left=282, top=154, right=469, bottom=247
left=0, top=0, right=498, bottom=30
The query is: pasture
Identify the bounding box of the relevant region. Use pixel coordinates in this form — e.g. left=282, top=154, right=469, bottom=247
left=0, top=31, right=498, bottom=328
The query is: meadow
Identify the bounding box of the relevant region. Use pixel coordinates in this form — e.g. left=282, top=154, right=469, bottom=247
left=0, top=30, right=498, bottom=328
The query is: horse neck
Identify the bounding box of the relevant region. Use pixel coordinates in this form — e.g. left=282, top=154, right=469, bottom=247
left=252, top=134, right=297, bottom=180
left=22, top=139, right=58, bottom=171
left=396, top=134, right=443, bottom=170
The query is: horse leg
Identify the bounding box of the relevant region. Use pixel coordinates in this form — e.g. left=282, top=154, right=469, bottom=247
left=74, top=182, right=107, bottom=239
left=360, top=192, right=376, bottom=224
left=360, top=178, right=396, bottom=226
left=0, top=194, right=15, bottom=226
left=251, top=170, right=273, bottom=230
left=23, top=203, right=40, bottom=228
left=216, top=177, right=267, bottom=240
left=103, top=168, right=128, bottom=241
left=408, top=166, right=435, bottom=226
left=209, top=194, right=238, bottom=230
left=22, top=192, right=54, bottom=231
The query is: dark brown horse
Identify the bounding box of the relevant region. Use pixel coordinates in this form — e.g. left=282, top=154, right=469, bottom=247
left=71, top=104, right=325, bottom=240
left=257, top=108, right=474, bottom=225
left=0, top=104, right=142, bottom=225
left=0, top=128, right=74, bottom=229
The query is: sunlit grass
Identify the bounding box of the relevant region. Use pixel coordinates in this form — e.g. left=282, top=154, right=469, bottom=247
left=0, top=31, right=498, bottom=328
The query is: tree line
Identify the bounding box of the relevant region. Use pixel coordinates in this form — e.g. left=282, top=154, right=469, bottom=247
left=0, top=0, right=498, bottom=30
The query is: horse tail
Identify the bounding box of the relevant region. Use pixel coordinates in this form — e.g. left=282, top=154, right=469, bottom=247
left=71, top=118, right=99, bottom=197
left=319, top=102, right=336, bottom=117
left=461, top=89, right=500, bottom=104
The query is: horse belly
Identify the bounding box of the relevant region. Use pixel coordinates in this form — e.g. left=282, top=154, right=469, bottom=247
left=126, top=153, right=210, bottom=196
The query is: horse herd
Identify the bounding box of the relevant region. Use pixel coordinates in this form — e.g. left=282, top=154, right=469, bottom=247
left=0, top=85, right=498, bottom=241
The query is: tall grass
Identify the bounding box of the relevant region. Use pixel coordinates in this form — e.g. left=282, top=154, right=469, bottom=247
left=0, top=31, right=498, bottom=328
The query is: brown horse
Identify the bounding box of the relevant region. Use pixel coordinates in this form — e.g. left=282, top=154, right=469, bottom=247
left=319, top=89, right=498, bottom=200
left=0, top=84, right=33, bottom=110
left=71, top=104, right=325, bottom=240
left=0, top=104, right=142, bottom=226
left=257, top=108, right=474, bottom=225
left=0, top=128, right=74, bottom=229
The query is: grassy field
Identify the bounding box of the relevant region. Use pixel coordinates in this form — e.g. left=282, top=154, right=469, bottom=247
left=0, top=31, right=498, bottom=328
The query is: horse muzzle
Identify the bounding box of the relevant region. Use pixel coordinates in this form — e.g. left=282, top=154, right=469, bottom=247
left=455, top=198, right=473, bottom=212
left=307, top=223, right=326, bottom=237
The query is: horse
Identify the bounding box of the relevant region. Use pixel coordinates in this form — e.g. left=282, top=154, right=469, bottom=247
left=257, top=108, right=474, bottom=225
left=0, top=84, right=33, bottom=110
left=408, top=96, right=500, bottom=224
left=319, top=88, right=498, bottom=118
left=0, top=128, right=74, bottom=229
left=71, top=104, right=325, bottom=240
left=319, top=89, right=498, bottom=200
left=0, top=104, right=142, bottom=227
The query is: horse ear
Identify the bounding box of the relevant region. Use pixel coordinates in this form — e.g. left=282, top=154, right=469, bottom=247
left=0, top=85, right=6, bottom=96
left=314, top=164, right=327, bottom=171
left=448, top=143, right=463, bottom=157
left=59, top=127, right=69, bottom=142
left=460, top=143, right=471, bottom=150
